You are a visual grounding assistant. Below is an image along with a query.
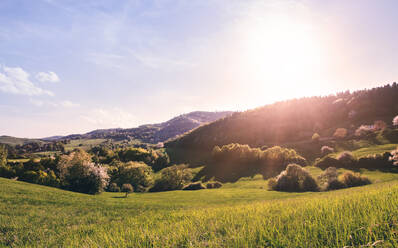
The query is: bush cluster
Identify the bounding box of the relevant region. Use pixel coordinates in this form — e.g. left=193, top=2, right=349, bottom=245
left=340, top=171, right=371, bottom=187
left=268, top=164, right=319, bottom=192
left=197, top=144, right=307, bottom=182
left=315, top=150, right=396, bottom=171
left=183, top=182, right=206, bottom=190
left=321, top=146, right=334, bottom=156
left=108, top=161, right=154, bottom=192
left=58, top=150, right=109, bottom=194
left=206, top=181, right=222, bottom=189
left=269, top=165, right=371, bottom=192
left=321, top=170, right=371, bottom=190
left=150, top=165, right=193, bottom=192
left=91, top=146, right=170, bottom=172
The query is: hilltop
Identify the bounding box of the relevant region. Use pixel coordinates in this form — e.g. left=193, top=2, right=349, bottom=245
left=166, top=84, right=398, bottom=164
left=1, top=111, right=232, bottom=147
left=0, top=136, right=44, bottom=146
left=47, top=111, right=232, bottom=144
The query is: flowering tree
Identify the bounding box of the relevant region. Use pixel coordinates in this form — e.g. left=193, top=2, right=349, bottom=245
left=393, top=115, right=398, bottom=126
left=58, top=149, right=109, bottom=194
left=391, top=148, right=398, bottom=166
left=355, top=125, right=374, bottom=137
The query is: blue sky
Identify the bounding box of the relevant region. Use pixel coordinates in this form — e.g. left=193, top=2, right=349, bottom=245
left=0, top=0, right=397, bottom=138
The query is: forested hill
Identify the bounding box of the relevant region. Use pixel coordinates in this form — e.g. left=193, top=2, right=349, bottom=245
left=51, top=111, right=233, bottom=144
left=165, top=84, right=398, bottom=164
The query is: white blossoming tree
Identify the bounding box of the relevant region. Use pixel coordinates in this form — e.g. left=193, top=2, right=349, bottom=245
left=58, top=149, right=109, bottom=194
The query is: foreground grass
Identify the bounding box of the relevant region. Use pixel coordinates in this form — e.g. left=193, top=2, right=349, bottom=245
left=1, top=170, right=398, bottom=248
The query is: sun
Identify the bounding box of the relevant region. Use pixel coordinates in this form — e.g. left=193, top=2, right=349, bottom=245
left=239, top=13, right=325, bottom=103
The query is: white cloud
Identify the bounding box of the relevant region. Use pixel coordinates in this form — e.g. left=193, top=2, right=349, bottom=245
left=29, top=99, right=79, bottom=108
left=81, top=107, right=137, bottom=128
left=36, top=71, right=60, bottom=83
left=0, top=66, right=54, bottom=96
left=60, top=100, right=80, bottom=108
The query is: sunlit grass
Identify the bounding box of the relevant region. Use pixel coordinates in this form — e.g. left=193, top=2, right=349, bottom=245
left=1, top=169, right=398, bottom=247
left=64, top=139, right=107, bottom=151
left=351, top=144, right=398, bottom=158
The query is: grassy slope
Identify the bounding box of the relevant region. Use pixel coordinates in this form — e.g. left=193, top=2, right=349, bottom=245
left=1, top=169, right=398, bottom=247
left=64, top=139, right=107, bottom=152
left=351, top=144, right=398, bottom=158
left=327, top=143, right=398, bottom=160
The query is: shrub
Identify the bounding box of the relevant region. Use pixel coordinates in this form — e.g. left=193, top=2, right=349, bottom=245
left=373, top=120, right=387, bottom=131
left=334, top=128, right=348, bottom=139
left=206, top=181, right=222, bottom=189
left=20, top=170, right=39, bottom=184
left=337, top=151, right=356, bottom=167
left=389, top=148, right=398, bottom=166
left=0, top=164, right=15, bottom=178
left=0, top=145, right=7, bottom=166
left=206, top=144, right=307, bottom=182
left=269, top=164, right=319, bottom=192
left=357, top=153, right=393, bottom=171
left=393, top=115, right=398, bottom=126
left=317, top=167, right=344, bottom=190
left=314, top=156, right=340, bottom=170
left=183, top=182, right=206, bottom=190
left=58, top=150, right=109, bottom=194
left=108, top=182, right=120, bottom=192
left=381, top=128, right=398, bottom=143
left=115, top=161, right=154, bottom=192
left=355, top=125, right=374, bottom=137
left=318, top=167, right=338, bottom=184
left=321, top=146, right=334, bottom=156
left=150, top=165, right=193, bottom=192
left=311, top=133, right=320, bottom=142
left=121, top=183, right=134, bottom=197
left=267, top=178, right=277, bottom=190
left=340, top=171, right=371, bottom=187
left=326, top=179, right=346, bottom=190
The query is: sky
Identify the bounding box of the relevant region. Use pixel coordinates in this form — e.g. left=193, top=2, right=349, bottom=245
left=0, top=0, right=397, bottom=138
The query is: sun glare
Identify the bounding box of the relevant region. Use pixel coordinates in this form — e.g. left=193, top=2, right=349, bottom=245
left=241, top=14, right=324, bottom=102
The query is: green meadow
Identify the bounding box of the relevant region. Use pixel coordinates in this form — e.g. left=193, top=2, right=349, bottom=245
left=1, top=168, right=398, bottom=248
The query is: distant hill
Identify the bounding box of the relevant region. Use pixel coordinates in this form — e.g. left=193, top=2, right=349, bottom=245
left=165, top=84, right=398, bottom=164
left=0, top=136, right=44, bottom=146
left=47, top=111, right=233, bottom=144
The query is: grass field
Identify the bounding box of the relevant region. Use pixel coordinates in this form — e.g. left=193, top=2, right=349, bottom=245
left=64, top=139, right=107, bottom=152
left=1, top=168, right=398, bottom=247
left=328, top=143, right=398, bottom=160
left=351, top=144, right=398, bottom=158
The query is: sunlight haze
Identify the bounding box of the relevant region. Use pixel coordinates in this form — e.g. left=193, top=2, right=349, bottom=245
left=0, top=0, right=397, bottom=137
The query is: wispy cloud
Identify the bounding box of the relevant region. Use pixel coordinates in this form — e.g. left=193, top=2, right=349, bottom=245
left=85, top=52, right=125, bottom=69
left=29, top=98, right=79, bottom=108
left=0, top=66, right=54, bottom=96
left=132, top=52, right=195, bottom=70
left=36, top=71, right=60, bottom=83
left=81, top=107, right=137, bottom=128
left=60, top=100, right=79, bottom=108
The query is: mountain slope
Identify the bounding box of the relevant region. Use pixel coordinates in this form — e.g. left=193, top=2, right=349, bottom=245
left=165, top=84, right=398, bottom=164
left=56, top=111, right=233, bottom=144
